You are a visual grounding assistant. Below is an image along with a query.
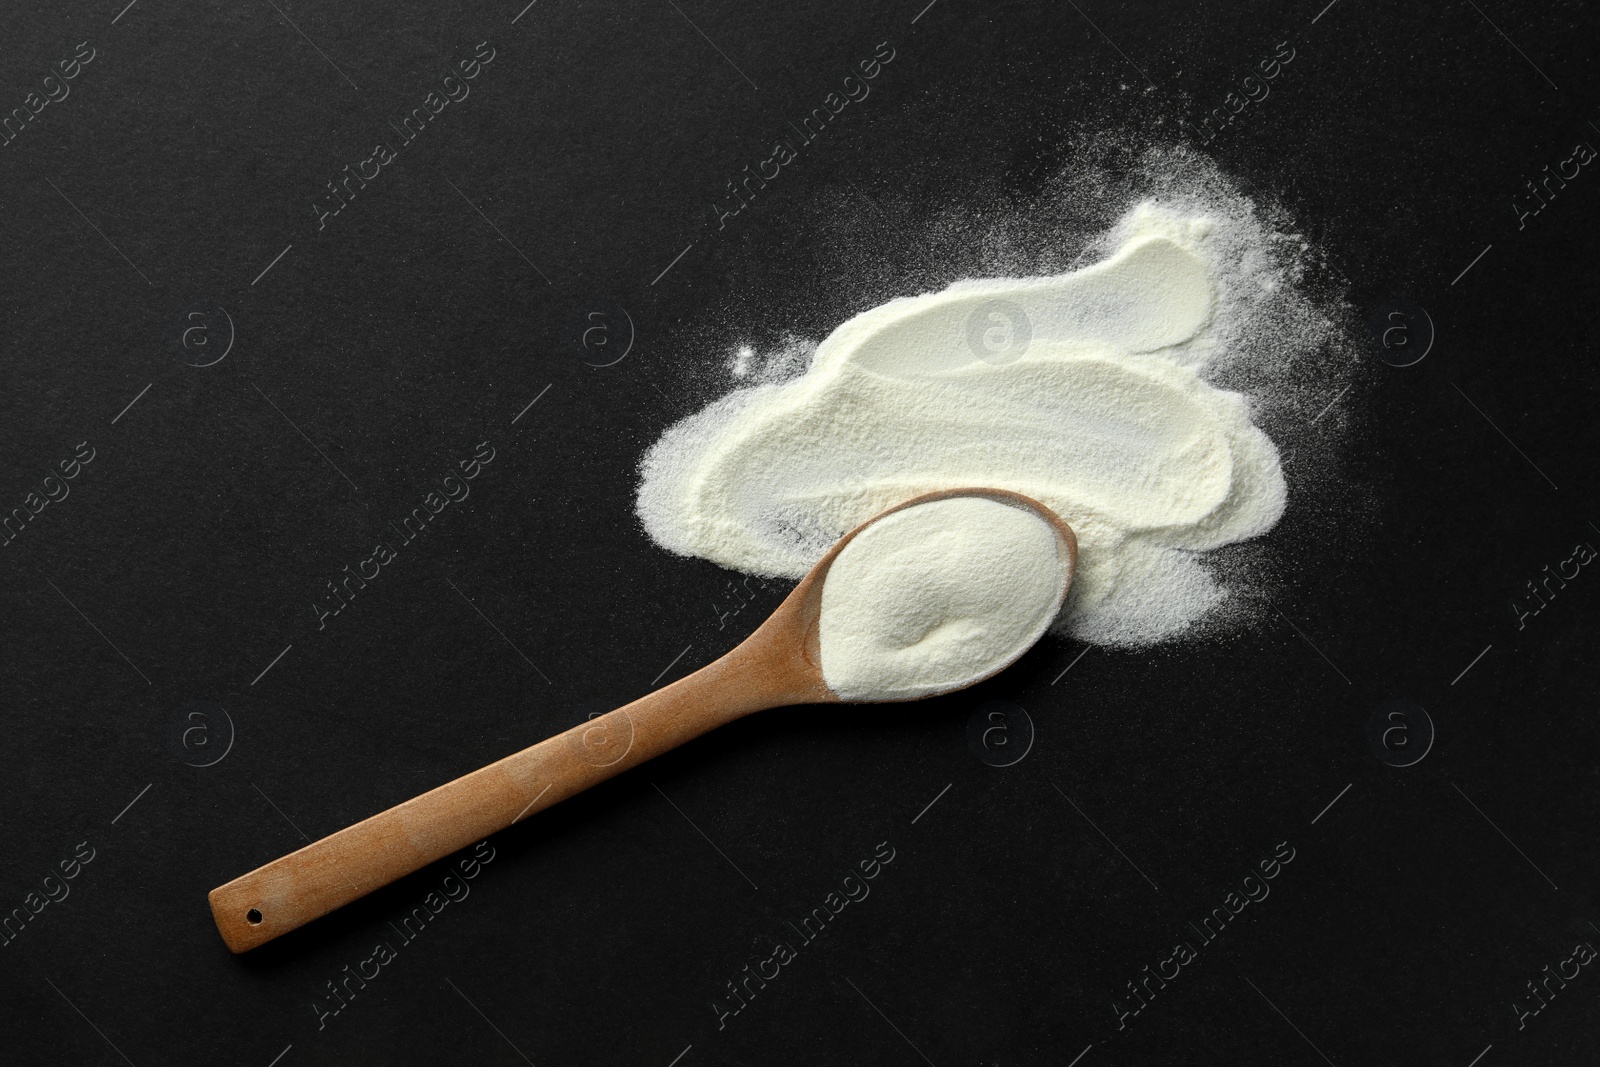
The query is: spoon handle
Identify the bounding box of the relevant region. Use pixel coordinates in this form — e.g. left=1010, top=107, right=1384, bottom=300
left=208, top=648, right=792, bottom=952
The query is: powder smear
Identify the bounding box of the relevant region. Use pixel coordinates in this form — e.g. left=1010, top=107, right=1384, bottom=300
left=638, top=181, right=1350, bottom=647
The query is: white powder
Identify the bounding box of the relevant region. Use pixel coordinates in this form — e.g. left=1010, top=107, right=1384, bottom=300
left=817, top=496, right=1068, bottom=701
left=637, top=200, right=1300, bottom=646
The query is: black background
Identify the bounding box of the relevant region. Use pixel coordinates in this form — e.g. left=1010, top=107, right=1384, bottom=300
left=2, top=1, right=1598, bottom=1065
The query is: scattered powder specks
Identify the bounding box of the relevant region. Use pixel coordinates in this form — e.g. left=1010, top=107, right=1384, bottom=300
left=638, top=148, right=1362, bottom=648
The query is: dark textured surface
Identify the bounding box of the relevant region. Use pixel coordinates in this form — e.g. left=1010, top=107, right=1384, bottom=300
left=2, top=2, right=1598, bottom=1065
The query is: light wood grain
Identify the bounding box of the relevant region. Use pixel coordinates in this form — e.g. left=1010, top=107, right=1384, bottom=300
left=208, top=488, right=1075, bottom=952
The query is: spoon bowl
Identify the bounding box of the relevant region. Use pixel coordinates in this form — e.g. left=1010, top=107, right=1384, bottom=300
left=208, top=487, right=1076, bottom=951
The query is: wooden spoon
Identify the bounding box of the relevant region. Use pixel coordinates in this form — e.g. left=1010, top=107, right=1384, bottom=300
left=208, top=487, right=1077, bottom=952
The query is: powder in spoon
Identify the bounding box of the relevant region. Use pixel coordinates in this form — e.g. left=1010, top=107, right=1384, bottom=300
left=817, top=496, right=1067, bottom=701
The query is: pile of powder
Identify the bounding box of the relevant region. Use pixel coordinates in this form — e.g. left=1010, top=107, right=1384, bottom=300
left=817, top=496, right=1068, bottom=701
left=637, top=201, right=1293, bottom=646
